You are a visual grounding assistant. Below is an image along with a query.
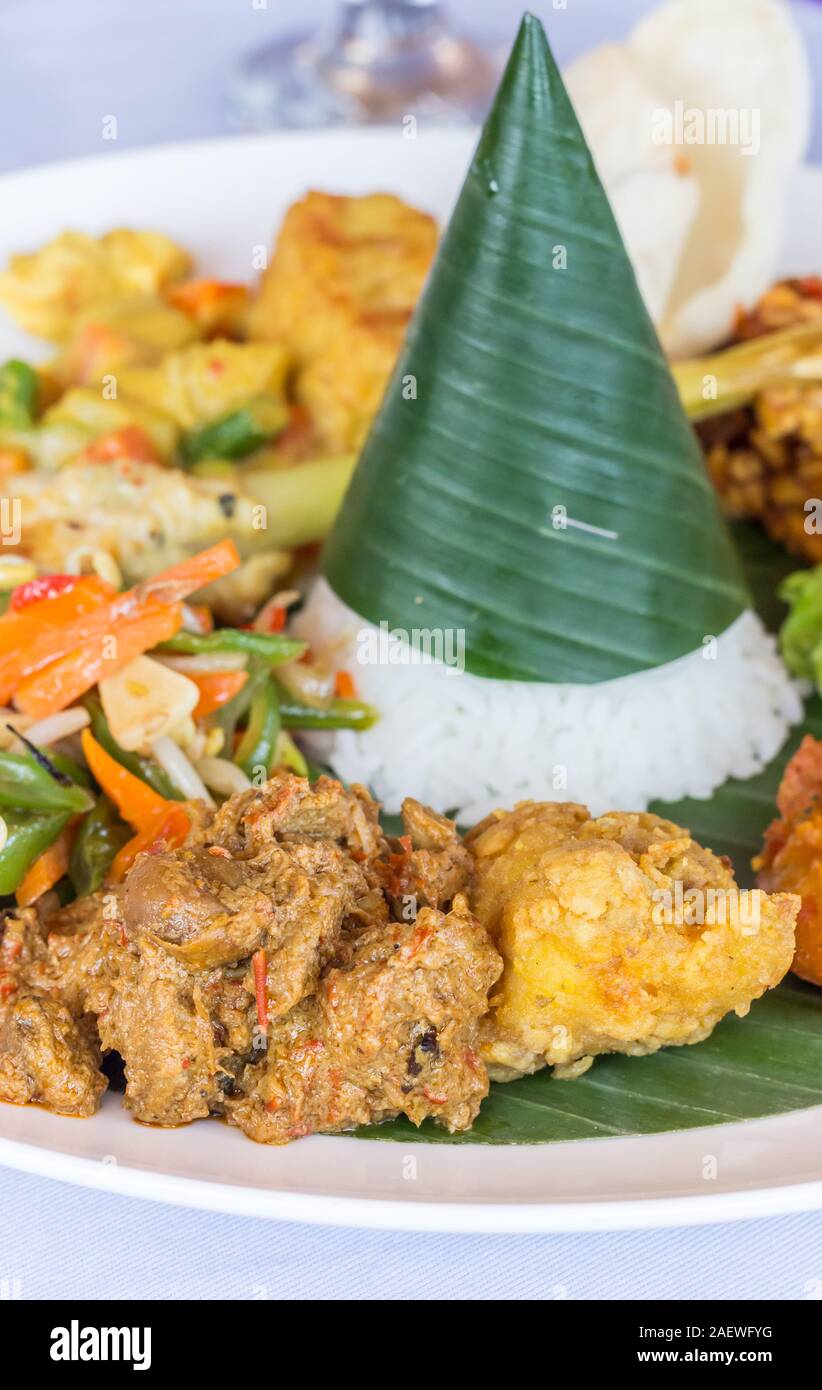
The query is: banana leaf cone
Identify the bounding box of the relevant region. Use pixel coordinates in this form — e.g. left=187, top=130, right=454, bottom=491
left=304, top=10, right=800, bottom=827
left=322, top=11, right=750, bottom=685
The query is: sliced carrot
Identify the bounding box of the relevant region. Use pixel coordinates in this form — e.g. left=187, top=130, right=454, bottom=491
left=15, top=827, right=74, bottom=907
left=83, top=730, right=190, bottom=882
left=0, top=575, right=114, bottom=664
left=140, top=539, right=240, bottom=606
left=191, top=669, right=247, bottom=720
left=334, top=670, right=356, bottom=699
left=14, top=601, right=184, bottom=718
left=110, top=803, right=191, bottom=883
left=0, top=541, right=238, bottom=707
left=1, top=588, right=165, bottom=698
left=79, top=426, right=159, bottom=465
left=81, top=728, right=170, bottom=831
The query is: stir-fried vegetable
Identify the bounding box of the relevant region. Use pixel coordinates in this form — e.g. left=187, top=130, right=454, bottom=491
left=16, top=826, right=74, bottom=906
left=0, top=359, right=38, bottom=429
left=81, top=729, right=176, bottom=832
left=84, top=694, right=183, bottom=799
left=0, top=540, right=240, bottom=715
left=234, top=678, right=280, bottom=782
left=0, top=407, right=377, bottom=900
left=69, top=796, right=131, bottom=896
left=157, top=627, right=303, bottom=664
left=180, top=397, right=287, bottom=465
left=191, top=669, right=247, bottom=719
left=275, top=684, right=379, bottom=731
left=0, top=748, right=93, bottom=814
left=0, top=810, right=70, bottom=895
left=81, top=728, right=190, bottom=882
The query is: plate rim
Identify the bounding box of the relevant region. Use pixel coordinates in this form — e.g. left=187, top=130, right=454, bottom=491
left=6, top=1127, right=822, bottom=1233
left=0, top=125, right=477, bottom=194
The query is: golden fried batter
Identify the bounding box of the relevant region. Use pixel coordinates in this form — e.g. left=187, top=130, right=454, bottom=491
left=467, top=802, right=798, bottom=1080
left=249, top=192, right=437, bottom=451
left=701, top=278, right=822, bottom=564
left=755, top=735, right=822, bottom=987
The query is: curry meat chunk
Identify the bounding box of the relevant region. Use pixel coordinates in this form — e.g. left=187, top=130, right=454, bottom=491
left=0, top=775, right=491, bottom=1140
left=227, top=895, right=501, bottom=1143
left=0, top=908, right=106, bottom=1118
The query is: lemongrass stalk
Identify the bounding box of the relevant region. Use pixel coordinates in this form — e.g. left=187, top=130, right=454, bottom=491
left=240, top=455, right=356, bottom=548
left=674, top=321, right=822, bottom=421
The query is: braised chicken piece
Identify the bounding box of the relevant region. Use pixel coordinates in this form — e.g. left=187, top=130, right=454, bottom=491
left=0, top=774, right=495, bottom=1140
left=227, top=895, right=501, bottom=1143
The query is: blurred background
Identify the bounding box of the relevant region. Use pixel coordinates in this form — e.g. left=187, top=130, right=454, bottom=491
left=1, top=0, right=820, bottom=174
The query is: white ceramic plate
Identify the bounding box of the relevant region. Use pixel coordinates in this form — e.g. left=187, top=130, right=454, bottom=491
left=1, top=131, right=822, bottom=1234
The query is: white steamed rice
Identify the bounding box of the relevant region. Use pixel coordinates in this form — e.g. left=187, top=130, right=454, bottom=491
left=296, top=577, right=803, bottom=822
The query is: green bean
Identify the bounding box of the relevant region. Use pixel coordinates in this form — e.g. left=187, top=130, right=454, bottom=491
left=0, top=750, right=93, bottom=814
left=157, top=628, right=304, bottom=665
left=234, top=679, right=280, bottom=783
left=48, top=752, right=92, bottom=790
left=69, top=796, right=130, bottom=897
left=0, top=810, right=71, bottom=895
left=275, top=685, right=378, bottom=731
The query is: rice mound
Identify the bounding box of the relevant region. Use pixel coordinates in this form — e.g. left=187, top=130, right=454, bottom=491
left=297, top=578, right=802, bottom=822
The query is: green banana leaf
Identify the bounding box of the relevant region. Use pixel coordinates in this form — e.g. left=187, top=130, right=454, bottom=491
left=323, top=14, right=748, bottom=684
left=361, top=978, right=822, bottom=1145
left=357, top=521, right=822, bottom=1144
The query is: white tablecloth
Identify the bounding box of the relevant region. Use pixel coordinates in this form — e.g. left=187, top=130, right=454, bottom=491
left=3, top=1165, right=822, bottom=1300
left=2, top=0, right=822, bottom=1300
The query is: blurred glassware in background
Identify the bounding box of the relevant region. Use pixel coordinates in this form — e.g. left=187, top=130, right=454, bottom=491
left=227, top=0, right=501, bottom=128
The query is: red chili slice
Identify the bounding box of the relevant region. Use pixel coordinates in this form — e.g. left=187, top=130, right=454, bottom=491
left=9, top=573, right=78, bottom=612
